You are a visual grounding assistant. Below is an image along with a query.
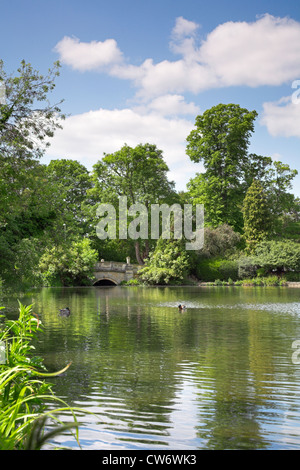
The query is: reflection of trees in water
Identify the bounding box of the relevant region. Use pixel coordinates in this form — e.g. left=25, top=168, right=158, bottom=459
left=19, top=286, right=300, bottom=449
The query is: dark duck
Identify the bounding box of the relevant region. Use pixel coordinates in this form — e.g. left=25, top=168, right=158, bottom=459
left=59, top=307, right=70, bottom=317
left=178, top=304, right=186, bottom=311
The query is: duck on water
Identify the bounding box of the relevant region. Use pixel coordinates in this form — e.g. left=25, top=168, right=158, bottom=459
left=59, top=307, right=70, bottom=317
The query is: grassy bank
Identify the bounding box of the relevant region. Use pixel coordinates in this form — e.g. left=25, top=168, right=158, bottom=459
left=198, top=276, right=291, bottom=287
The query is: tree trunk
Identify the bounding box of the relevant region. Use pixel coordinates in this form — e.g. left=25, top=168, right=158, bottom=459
left=135, top=240, right=144, bottom=265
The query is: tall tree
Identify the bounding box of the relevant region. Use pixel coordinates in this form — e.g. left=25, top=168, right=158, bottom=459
left=0, top=60, right=64, bottom=285
left=46, top=159, right=93, bottom=241
left=186, top=103, right=298, bottom=232
left=0, top=59, right=63, bottom=160
left=186, top=103, right=258, bottom=230
left=91, top=143, right=177, bottom=264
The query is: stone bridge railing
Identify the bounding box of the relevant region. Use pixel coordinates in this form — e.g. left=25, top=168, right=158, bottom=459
left=93, top=259, right=141, bottom=285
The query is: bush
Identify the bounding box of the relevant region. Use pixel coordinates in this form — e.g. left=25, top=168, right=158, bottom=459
left=283, top=272, right=300, bottom=282
left=139, top=239, right=189, bottom=285
left=39, top=238, right=98, bottom=286
left=238, top=256, right=258, bottom=279
left=196, top=258, right=239, bottom=282
left=200, top=224, right=241, bottom=258
left=238, top=276, right=280, bottom=286
left=121, top=278, right=141, bottom=286
left=219, top=260, right=239, bottom=281
left=254, top=240, right=300, bottom=273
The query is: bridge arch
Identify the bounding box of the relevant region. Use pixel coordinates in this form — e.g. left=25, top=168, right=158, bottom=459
left=93, top=278, right=118, bottom=286
left=93, top=260, right=141, bottom=286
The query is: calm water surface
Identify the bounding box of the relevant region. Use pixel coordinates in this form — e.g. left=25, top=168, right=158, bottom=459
left=3, top=286, right=300, bottom=450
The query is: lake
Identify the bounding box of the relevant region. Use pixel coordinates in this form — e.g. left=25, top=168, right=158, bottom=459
left=3, top=285, right=300, bottom=450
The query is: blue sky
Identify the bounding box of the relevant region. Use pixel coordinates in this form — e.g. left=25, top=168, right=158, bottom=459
left=1, top=0, right=300, bottom=196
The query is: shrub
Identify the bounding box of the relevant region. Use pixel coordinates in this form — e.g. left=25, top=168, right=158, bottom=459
left=238, top=256, right=258, bottom=279
left=121, top=278, right=141, bottom=286
left=200, top=224, right=241, bottom=258
left=39, top=238, right=98, bottom=286
left=254, top=240, right=300, bottom=273
left=219, top=260, right=239, bottom=281
left=196, top=258, right=239, bottom=281
left=263, top=275, right=280, bottom=286
left=139, top=239, right=189, bottom=285
left=283, top=272, right=300, bottom=282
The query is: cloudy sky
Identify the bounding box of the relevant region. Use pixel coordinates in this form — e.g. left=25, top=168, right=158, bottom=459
left=1, top=0, right=300, bottom=195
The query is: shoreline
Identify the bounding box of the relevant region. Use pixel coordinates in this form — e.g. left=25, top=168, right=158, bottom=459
left=196, top=281, right=300, bottom=288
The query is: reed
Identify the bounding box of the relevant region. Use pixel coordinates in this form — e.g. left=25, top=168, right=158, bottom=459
left=0, top=302, right=81, bottom=450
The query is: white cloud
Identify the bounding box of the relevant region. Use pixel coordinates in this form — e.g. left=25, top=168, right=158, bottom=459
left=47, top=107, right=196, bottom=189
left=54, top=36, right=123, bottom=71
left=171, top=16, right=199, bottom=39
left=169, top=17, right=200, bottom=60
left=261, top=96, right=300, bottom=137
left=144, top=94, right=200, bottom=116
left=55, top=14, right=300, bottom=98
left=199, top=14, right=300, bottom=88
left=50, top=14, right=300, bottom=193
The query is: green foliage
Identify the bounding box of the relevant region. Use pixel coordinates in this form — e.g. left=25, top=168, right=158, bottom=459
left=0, top=60, right=65, bottom=287
left=46, top=159, right=93, bottom=239
left=200, top=224, right=241, bottom=258
left=186, top=104, right=298, bottom=233
left=139, top=239, right=190, bottom=285
left=196, top=258, right=239, bottom=282
left=121, top=278, right=142, bottom=286
left=91, top=143, right=178, bottom=264
left=186, top=103, right=258, bottom=230
left=39, top=238, right=98, bottom=286
left=0, top=161, right=59, bottom=286
left=237, top=240, right=300, bottom=279
left=254, top=240, right=300, bottom=273
left=0, top=302, right=79, bottom=449
left=283, top=272, right=300, bottom=282
left=242, top=180, right=273, bottom=252
left=96, top=239, right=136, bottom=264
left=0, top=59, right=63, bottom=160
left=238, top=256, right=258, bottom=279
left=234, top=276, right=281, bottom=286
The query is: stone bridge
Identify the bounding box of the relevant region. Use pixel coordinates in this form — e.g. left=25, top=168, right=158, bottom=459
left=93, top=259, right=141, bottom=286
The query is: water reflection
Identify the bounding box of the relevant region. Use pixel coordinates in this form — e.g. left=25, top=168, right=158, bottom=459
left=2, top=286, right=300, bottom=449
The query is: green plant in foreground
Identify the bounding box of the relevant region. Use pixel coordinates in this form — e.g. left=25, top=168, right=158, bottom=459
left=0, top=302, right=81, bottom=450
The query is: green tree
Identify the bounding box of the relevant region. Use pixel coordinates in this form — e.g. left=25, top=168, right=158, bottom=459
left=0, top=161, right=58, bottom=285
left=0, top=60, right=64, bottom=286
left=91, top=143, right=178, bottom=264
left=46, top=159, right=93, bottom=241
left=263, top=161, right=298, bottom=236
left=186, top=103, right=258, bottom=230
left=200, top=224, right=241, bottom=258
left=0, top=59, right=63, bottom=160
left=186, top=103, right=298, bottom=233
left=242, top=180, right=273, bottom=253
